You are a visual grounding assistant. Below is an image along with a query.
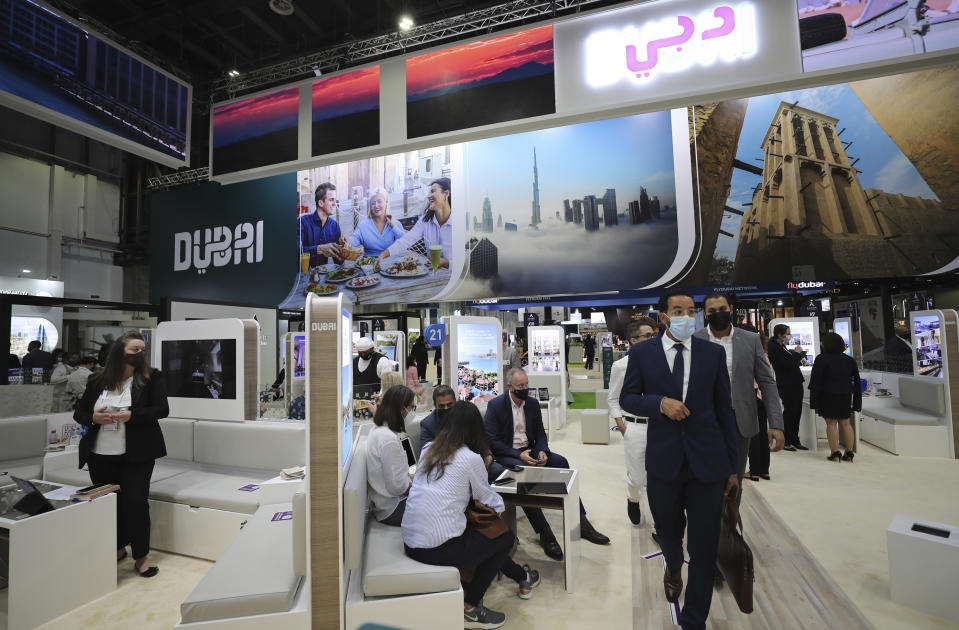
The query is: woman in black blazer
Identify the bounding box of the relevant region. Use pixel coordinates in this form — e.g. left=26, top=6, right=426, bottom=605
left=74, top=330, right=168, bottom=577
left=808, top=332, right=862, bottom=463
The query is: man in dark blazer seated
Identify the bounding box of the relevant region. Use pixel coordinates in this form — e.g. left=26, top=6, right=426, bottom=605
left=485, top=368, right=610, bottom=559
left=417, top=385, right=457, bottom=454
left=620, top=289, right=739, bottom=630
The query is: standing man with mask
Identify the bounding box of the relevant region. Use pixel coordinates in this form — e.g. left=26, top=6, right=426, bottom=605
left=695, top=294, right=785, bottom=496
left=486, top=368, right=610, bottom=558
left=354, top=337, right=393, bottom=400
left=608, top=317, right=658, bottom=526
left=620, top=289, right=738, bottom=630
left=768, top=324, right=808, bottom=451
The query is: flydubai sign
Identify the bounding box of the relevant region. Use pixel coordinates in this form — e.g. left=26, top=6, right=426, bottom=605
left=553, top=0, right=799, bottom=113
left=585, top=3, right=757, bottom=88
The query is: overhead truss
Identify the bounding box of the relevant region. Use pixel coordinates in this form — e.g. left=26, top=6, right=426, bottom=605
left=212, top=0, right=617, bottom=98
left=146, top=167, right=210, bottom=190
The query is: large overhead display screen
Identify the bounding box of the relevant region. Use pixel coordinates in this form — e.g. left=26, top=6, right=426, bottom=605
left=312, top=66, right=380, bottom=157
left=684, top=63, right=959, bottom=287
left=797, top=0, right=959, bottom=72
left=406, top=25, right=555, bottom=138
left=0, top=0, right=190, bottom=165
left=212, top=86, right=299, bottom=175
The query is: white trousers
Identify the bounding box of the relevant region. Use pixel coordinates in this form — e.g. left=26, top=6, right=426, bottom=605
left=623, top=420, right=648, bottom=502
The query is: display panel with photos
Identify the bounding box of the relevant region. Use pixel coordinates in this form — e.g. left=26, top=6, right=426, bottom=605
left=456, top=322, right=500, bottom=403
left=212, top=86, right=299, bottom=175
left=781, top=321, right=817, bottom=363
left=528, top=328, right=563, bottom=373
left=162, top=339, right=237, bottom=399
left=913, top=315, right=943, bottom=378
left=375, top=332, right=399, bottom=361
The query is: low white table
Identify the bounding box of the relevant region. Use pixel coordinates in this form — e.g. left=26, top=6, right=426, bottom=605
left=1, top=481, right=116, bottom=630
left=492, top=466, right=581, bottom=593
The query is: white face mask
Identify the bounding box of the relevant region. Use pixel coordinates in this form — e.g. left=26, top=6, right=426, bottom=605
left=667, top=315, right=696, bottom=340
left=405, top=407, right=417, bottom=424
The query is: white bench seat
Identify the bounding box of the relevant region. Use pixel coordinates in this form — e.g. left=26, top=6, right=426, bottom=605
left=180, top=502, right=302, bottom=624
left=861, top=406, right=941, bottom=426
left=363, top=521, right=460, bottom=597
left=150, top=470, right=269, bottom=514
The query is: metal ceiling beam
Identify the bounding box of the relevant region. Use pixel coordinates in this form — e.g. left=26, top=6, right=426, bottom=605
left=295, top=5, right=324, bottom=36
left=180, top=38, right=224, bottom=69
left=146, top=167, right=210, bottom=190
left=200, top=19, right=257, bottom=60
left=213, top=0, right=619, bottom=97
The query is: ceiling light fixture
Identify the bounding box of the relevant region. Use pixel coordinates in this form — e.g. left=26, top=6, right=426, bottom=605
left=398, top=15, right=414, bottom=31
left=268, top=0, right=295, bottom=16
left=21, top=268, right=31, bottom=273
left=776, top=299, right=783, bottom=306
left=227, top=69, right=240, bottom=78
left=312, top=65, right=322, bottom=77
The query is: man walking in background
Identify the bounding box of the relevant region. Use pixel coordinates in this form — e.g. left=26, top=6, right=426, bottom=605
left=695, top=293, right=786, bottom=495
left=607, top=317, right=658, bottom=526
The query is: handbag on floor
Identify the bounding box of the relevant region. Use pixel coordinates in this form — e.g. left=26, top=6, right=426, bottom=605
left=464, top=500, right=508, bottom=539
left=717, top=496, right=755, bottom=613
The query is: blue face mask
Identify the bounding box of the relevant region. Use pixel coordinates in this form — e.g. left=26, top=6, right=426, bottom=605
left=667, top=315, right=696, bottom=340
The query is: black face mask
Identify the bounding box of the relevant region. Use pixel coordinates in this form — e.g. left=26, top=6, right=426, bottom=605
left=436, top=407, right=450, bottom=422
left=359, top=352, right=373, bottom=360
left=124, top=353, right=146, bottom=368
left=512, top=388, right=529, bottom=400
left=707, top=310, right=732, bottom=331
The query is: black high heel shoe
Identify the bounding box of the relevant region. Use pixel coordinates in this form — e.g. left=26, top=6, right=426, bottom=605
left=827, top=451, right=842, bottom=462
left=842, top=451, right=855, bottom=462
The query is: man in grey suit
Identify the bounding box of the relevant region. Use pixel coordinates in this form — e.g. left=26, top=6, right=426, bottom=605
left=694, top=293, right=785, bottom=498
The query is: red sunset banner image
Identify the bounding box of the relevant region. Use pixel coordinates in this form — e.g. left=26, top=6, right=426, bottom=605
left=406, top=25, right=555, bottom=138
left=312, top=66, right=380, bottom=157
left=212, top=86, right=300, bottom=175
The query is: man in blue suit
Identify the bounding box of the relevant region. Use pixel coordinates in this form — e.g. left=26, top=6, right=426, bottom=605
left=620, top=289, right=739, bottom=630
left=485, top=368, right=610, bottom=558
left=417, top=385, right=457, bottom=455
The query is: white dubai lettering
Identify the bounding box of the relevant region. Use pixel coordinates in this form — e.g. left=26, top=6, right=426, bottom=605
left=174, top=220, right=264, bottom=275
left=583, top=3, right=757, bottom=88
left=311, top=322, right=336, bottom=332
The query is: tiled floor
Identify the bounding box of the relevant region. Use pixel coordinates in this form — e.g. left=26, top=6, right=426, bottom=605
left=25, top=364, right=959, bottom=629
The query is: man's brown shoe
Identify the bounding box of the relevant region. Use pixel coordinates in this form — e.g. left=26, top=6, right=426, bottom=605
left=664, top=568, right=683, bottom=603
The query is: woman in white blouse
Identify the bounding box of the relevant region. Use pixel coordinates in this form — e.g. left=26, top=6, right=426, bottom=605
left=402, top=401, right=540, bottom=630
left=74, top=331, right=169, bottom=578
left=367, top=385, right=416, bottom=525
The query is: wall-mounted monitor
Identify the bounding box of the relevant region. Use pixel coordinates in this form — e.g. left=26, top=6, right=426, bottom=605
left=912, top=312, right=943, bottom=378
left=161, top=339, right=236, bottom=399
left=833, top=319, right=852, bottom=358
left=374, top=331, right=405, bottom=375
left=444, top=316, right=503, bottom=404
left=153, top=318, right=258, bottom=421
left=769, top=317, right=821, bottom=364
left=527, top=327, right=563, bottom=373
left=0, top=0, right=191, bottom=166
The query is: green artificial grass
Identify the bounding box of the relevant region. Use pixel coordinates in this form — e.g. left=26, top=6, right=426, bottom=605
left=569, top=391, right=596, bottom=409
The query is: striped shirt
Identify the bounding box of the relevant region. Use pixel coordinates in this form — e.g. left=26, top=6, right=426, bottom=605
left=401, top=445, right=504, bottom=549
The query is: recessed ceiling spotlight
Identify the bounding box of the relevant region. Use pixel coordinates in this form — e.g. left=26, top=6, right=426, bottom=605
left=269, top=0, right=295, bottom=16
left=398, top=15, right=414, bottom=30
left=227, top=69, right=240, bottom=78
left=776, top=299, right=783, bottom=306
left=21, top=268, right=31, bottom=273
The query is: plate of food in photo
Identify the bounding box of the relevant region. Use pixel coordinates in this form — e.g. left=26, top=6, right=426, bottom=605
left=326, top=267, right=361, bottom=283
left=316, top=263, right=339, bottom=274
left=305, top=282, right=337, bottom=295
left=379, top=255, right=430, bottom=278
left=346, top=275, right=381, bottom=289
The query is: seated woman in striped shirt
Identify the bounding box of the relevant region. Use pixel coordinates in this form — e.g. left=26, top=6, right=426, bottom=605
left=402, top=401, right=540, bottom=630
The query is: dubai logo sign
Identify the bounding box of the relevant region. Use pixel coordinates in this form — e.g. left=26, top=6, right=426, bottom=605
left=583, top=3, right=757, bottom=88
left=174, top=221, right=264, bottom=275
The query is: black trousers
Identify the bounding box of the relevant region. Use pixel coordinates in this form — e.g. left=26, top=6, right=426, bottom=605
left=778, top=383, right=804, bottom=447
left=585, top=353, right=595, bottom=369
left=748, top=396, right=770, bottom=475
left=88, top=453, right=155, bottom=559
left=406, top=528, right=525, bottom=606
left=378, top=498, right=406, bottom=527
left=647, top=462, right=725, bottom=630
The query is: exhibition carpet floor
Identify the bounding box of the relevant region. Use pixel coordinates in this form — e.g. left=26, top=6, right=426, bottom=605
left=32, top=366, right=959, bottom=630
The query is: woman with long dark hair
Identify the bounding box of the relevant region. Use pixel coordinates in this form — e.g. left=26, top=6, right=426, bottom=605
left=373, top=177, right=452, bottom=272
left=368, top=385, right=416, bottom=526
left=402, top=401, right=539, bottom=629
left=74, top=331, right=168, bottom=577
left=809, top=332, right=862, bottom=462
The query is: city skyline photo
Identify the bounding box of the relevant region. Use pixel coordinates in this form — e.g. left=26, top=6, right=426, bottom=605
left=449, top=111, right=680, bottom=298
